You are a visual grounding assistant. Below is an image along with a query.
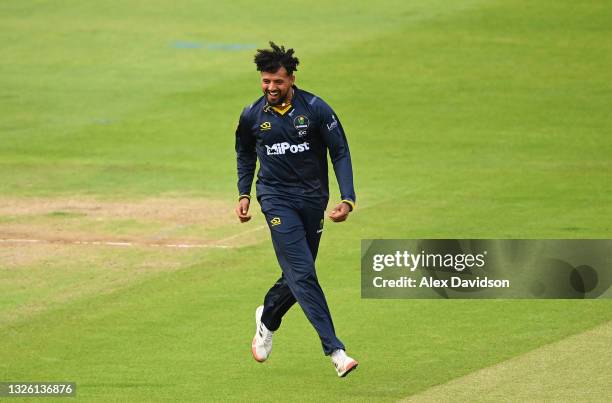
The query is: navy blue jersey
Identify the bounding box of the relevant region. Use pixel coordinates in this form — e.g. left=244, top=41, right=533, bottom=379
left=235, top=86, right=356, bottom=208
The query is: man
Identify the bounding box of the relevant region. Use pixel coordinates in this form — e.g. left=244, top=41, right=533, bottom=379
left=234, top=42, right=358, bottom=377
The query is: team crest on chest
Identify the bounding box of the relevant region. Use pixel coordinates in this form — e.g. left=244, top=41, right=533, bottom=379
left=293, top=115, right=310, bottom=138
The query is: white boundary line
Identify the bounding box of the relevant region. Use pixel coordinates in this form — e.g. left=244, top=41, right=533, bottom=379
left=0, top=238, right=232, bottom=249
left=215, top=224, right=267, bottom=244
left=0, top=223, right=270, bottom=250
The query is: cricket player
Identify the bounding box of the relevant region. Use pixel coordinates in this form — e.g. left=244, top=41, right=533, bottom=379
left=234, top=42, right=358, bottom=377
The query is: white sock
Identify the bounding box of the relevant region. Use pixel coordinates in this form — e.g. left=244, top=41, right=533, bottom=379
left=331, top=349, right=347, bottom=360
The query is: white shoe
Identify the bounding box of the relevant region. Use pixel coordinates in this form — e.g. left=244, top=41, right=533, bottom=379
left=251, top=305, right=274, bottom=362
left=331, top=349, right=358, bottom=377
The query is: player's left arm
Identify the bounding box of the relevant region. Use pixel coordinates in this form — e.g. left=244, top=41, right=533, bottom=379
left=319, top=103, right=356, bottom=222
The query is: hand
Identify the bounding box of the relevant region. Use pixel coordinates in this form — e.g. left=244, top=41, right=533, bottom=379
left=329, top=202, right=351, bottom=222
left=235, top=198, right=252, bottom=223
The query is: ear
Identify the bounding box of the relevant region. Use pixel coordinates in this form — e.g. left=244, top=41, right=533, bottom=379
left=290, top=75, right=296, bottom=84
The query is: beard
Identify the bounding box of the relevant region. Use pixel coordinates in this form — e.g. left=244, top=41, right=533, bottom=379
left=265, top=89, right=289, bottom=106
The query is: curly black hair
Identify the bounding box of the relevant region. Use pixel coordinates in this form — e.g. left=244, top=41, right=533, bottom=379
left=254, top=41, right=300, bottom=75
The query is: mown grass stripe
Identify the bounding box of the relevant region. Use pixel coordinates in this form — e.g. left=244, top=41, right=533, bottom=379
left=402, top=320, right=612, bottom=402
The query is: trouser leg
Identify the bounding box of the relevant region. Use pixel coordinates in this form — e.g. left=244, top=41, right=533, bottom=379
left=261, top=208, right=324, bottom=331
left=300, top=205, right=324, bottom=261
left=260, top=199, right=344, bottom=355
left=261, top=274, right=295, bottom=331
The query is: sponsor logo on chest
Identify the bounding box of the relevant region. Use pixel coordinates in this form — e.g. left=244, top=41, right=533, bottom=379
left=266, top=141, right=310, bottom=155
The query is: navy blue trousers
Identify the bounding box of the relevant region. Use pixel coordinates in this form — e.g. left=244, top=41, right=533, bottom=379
left=259, top=197, right=345, bottom=355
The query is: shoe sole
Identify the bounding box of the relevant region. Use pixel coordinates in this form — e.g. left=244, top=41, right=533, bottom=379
left=251, top=337, right=266, bottom=363
left=338, top=360, right=358, bottom=378
left=252, top=306, right=267, bottom=363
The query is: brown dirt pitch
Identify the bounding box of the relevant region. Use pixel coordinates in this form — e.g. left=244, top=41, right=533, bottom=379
left=0, top=196, right=268, bottom=326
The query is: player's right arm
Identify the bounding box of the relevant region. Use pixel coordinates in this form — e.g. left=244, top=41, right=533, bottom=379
left=235, top=108, right=256, bottom=222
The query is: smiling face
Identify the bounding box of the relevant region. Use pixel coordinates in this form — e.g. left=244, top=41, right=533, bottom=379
left=260, top=67, right=295, bottom=106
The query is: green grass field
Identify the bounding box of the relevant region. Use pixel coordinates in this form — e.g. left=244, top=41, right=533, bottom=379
left=1, top=0, right=611, bottom=401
